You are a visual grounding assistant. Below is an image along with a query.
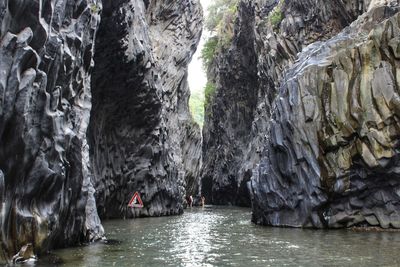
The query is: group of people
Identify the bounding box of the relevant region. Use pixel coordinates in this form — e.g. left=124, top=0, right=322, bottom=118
left=186, top=195, right=206, bottom=207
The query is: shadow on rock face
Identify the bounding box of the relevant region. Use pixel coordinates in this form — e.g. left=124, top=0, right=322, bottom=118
left=0, top=0, right=104, bottom=259
left=88, top=0, right=203, bottom=220
left=250, top=5, right=400, bottom=229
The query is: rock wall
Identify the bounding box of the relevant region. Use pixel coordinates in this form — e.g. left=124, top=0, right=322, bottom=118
left=251, top=4, right=400, bottom=228
left=0, top=0, right=202, bottom=260
left=0, top=0, right=103, bottom=259
left=88, top=0, right=203, bottom=219
left=201, top=0, right=369, bottom=206
left=202, top=0, right=400, bottom=229
left=201, top=0, right=258, bottom=206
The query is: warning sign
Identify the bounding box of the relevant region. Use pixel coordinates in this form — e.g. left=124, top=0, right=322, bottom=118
left=128, top=192, right=144, bottom=208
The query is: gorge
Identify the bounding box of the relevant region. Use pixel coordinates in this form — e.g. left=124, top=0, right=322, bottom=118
left=0, top=0, right=400, bottom=264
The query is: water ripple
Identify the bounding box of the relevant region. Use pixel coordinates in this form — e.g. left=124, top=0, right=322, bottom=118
left=47, top=206, right=400, bottom=267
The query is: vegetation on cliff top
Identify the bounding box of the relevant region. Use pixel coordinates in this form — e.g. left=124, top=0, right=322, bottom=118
left=199, top=0, right=238, bottom=111
left=258, top=0, right=285, bottom=30
left=200, top=37, right=219, bottom=71
left=200, top=0, right=238, bottom=70
left=268, top=0, right=284, bottom=29
left=204, top=82, right=216, bottom=108
left=189, top=89, right=205, bottom=127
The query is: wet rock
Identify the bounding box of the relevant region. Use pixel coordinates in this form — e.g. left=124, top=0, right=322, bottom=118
left=250, top=4, right=400, bottom=228
left=201, top=0, right=371, bottom=206
left=0, top=0, right=202, bottom=261
left=203, top=0, right=400, bottom=229
left=12, top=244, right=36, bottom=264
left=0, top=0, right=103, bottom=259
left=202, top=0, right=258, bottom=206
left=88, top=0, right=203, bottom=219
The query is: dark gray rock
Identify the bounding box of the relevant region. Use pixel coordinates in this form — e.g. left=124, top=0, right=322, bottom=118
left=251, top=4, right=400, bottom=228
left=0, top=0, right=203, bottom=261
left=201, top=0, right=369, bottom=206
left=89, top=0, right=203, bottom=219
left=201, top=0, right=258, bottom=206
left=0, top=0, right=103, bottom=259
left=202, top=0, right=400, bottom=230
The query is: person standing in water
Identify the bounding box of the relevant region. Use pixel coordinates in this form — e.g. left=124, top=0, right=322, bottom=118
left=201, top=196, right=205, bottom=207
left=187, top=195, right=193, bottom=207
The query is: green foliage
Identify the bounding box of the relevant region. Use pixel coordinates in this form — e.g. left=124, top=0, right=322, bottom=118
left=189, top=82, right=218, bottom=127
left=189, top=90, right=205, bottom=127
left=196, top=0, right=237, bottom=123
left=204, top=82, right=216, bottom=108
left=268, top=0, right=284, bottom=29
left=205, top=0, right=239, bottom=32
left=200, top=37, right=219, bottom=70
left=269, top=9, right=283, bottom=27
left=200, top=0, right=239, bottom=70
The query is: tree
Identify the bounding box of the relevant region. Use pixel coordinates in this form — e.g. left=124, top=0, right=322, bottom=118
left=205, top=0, right=239, bottom=33
left=200, top=0, right=239, bottom=70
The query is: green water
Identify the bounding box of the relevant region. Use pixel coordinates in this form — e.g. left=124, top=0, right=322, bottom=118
left=42, top=206, right=400, bottom=266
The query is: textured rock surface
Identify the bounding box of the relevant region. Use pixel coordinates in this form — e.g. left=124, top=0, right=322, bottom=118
left=0, top=0, right=103, bottom=259
left=201, top=0, right=258, bottom=206
left=89, top=0, right=203, bottom=219
left=0, top=0, right=202, bottom=260
left=202, top=0, right=370, bottom=206
left=202, top=0, right=400, bottom=229
left=251, top=4, right=400, bottom=228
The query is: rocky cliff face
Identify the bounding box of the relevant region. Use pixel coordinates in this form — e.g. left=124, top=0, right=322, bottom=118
left=0, top=0, right=202, bottom=260
left=89, top=0, right=203, bottom=219
left=203, top=0, right=400, bottom=229
left=202, top=0, right=368, bottom=206
left=0, top=0, right=103, bottom=259
left=201, top=1, right=258, bottom=206
left=251, top=3, right=400, bottom=228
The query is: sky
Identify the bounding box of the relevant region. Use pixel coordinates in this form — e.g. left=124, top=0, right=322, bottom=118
left=188, top=0, right=212, bottom=94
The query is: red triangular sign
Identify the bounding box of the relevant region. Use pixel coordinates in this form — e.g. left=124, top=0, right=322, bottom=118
left=128, top=192, right=144, bottom=208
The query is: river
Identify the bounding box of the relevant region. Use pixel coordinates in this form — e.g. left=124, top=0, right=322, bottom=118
left=37, top=206, right=400, bottom=266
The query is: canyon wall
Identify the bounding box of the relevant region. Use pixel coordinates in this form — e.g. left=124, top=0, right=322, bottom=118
left=201, top=0, right=258, bottom=206
left=89, top=0, right=203, bottom=219
left=251, top=2, right=400, bottom=228
left=202, top=0, right=370, bottom=206
left=0, top=0, right=103, bottom=259
left=0, top=0, right=202, bottom=260
left=203, top=0, right=400, bottom=229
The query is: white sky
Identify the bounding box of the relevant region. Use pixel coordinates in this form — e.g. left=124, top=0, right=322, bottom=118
left=188, top=0, right=212, bottom=94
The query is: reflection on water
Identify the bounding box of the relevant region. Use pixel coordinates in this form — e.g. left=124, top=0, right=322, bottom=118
left=38, top=206, right=400, bottom=266
left=168, top=209, right=217, bottom=266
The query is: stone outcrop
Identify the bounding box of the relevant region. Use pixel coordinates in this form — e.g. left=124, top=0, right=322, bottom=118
left=201, top=0, right=258, bottom=206
left=202, top=0, right=400, bottom=229
left=202, top=0, right=370, bottom=206
left=0, top=0, right=103, bottom=259
left=88, top=0, right=203, bottom=219
left=251, top=3, right=400, bottom=228
left=0, top=0, right=202, bottom=261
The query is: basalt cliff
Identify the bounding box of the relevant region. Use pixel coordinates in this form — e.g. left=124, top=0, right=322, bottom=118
left=88, top=0, right=202, bottom=219
left=0, top=0, right=202, bottom=260
left=2, top=0, right=400, bottom=262
left=202, top=0, right=400, bottom=228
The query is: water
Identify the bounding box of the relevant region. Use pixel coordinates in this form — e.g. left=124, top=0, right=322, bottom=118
left=40, top=206, right=400, bottom=266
